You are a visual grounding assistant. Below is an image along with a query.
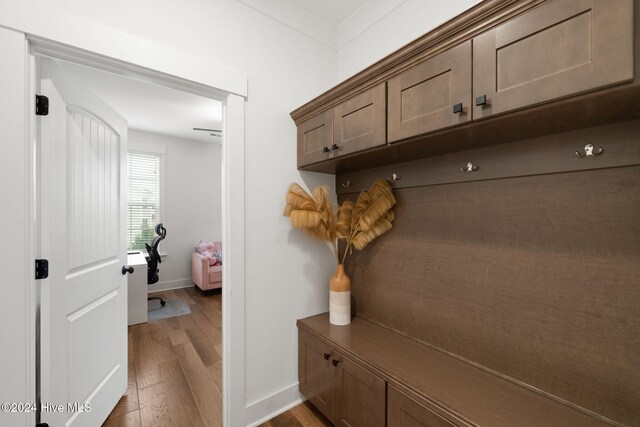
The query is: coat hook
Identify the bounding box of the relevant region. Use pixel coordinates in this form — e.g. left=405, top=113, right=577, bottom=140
left=575, top=144, right=603, bottom=158
left=460, top=162, right=479, bottom=172
left=387, top=173, right=401, bottom=182
left=341, top=180, right=351, bottom=188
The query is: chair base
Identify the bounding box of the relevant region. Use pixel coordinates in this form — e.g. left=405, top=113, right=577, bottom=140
left=148, top=296, right=166, bottom=306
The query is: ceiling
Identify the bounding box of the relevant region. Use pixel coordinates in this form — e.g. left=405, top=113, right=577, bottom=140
left=59, top=61, right=223, bottom=144
left=288, top=0, right=370, bottom=26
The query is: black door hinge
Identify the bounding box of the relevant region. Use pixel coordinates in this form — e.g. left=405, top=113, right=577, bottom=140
left=35, top=259, right=49, bottom=280
left=35, top=95, right=49, bottom=116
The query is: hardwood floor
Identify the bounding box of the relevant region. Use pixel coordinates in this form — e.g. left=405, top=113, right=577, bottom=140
left=104, top=286, right=328, bottom=427
left=103, top=287, right=223, bottom=427
left=258, top=401, right=331, bottom=427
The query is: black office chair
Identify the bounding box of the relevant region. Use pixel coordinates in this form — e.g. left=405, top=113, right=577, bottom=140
left=146, top=223, right=167, bottom=307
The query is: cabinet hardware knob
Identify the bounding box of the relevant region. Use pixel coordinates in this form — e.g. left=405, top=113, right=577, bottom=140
left=332, top=359, right=339, bottom=367
left=342, top=180, right=351, bottom=188
left=387, top=173, right=401, bottom=182
left=122, top=265, right=134, bottom=275
left=460, top=162, right=479, bottom=173
left=575, top=144, right=603, bottom=158
left=475, top=95, right=487, bottom=106
left=453, top=103, right=463, bottom=114
left=331, top=144, right=339, bottom=151
left=323, top=353, right=330, bottom=360
left=322, top=146, right=330, bottom=153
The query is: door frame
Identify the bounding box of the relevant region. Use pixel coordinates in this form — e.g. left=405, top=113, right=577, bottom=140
left=27, top=37, right=247, bottom=426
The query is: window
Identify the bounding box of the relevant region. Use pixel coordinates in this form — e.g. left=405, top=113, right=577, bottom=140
left=127, top=151, right=161, bottom=250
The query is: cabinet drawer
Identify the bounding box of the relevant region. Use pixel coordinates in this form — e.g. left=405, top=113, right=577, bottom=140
left=298, top=330, right=335, bottom=421
left=388, top=41, right=471, bottom=143
left=473, top=0, right=634, bottom=119
left=333, top=83, right=386, bottom=157
left=297, top=110, right=333, bottom=167
left=388, top=386, right=457, bottom=427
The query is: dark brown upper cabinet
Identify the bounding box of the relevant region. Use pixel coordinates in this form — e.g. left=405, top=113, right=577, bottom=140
left=388, top=41, right=472, bottom=143
left=473, top=0, right=634, bottom=119
left=297, top=110, right=333, bottom=168
left=333, top=83, right=386, bottom=157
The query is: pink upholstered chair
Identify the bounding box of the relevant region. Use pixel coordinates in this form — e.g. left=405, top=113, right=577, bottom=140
left=192, top=242, right=222, bottom=291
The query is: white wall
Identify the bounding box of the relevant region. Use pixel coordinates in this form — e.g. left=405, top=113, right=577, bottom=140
left=336, top=0, right=482, bottom=81
left=0, top=0, right=337, bottom=425
left=128, top=129, right=223, bottom=292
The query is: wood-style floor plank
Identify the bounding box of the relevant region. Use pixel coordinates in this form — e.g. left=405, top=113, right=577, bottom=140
left=138, top=382, right=172, bottom=426
left=158, top=358, right=207, bottom=427
left=206, top=360, right=223, bottom=395
left=160, top=316, right=190, bottom=346
left=174, top=341, right=223, bottom=427
left=133, top=323, right=161, bottom=389
left=103, top=409, right=142, bottom=427
left=289, top=402, right=332, bottom=427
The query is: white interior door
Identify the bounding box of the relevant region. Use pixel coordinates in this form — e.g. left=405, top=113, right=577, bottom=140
left=39, top=57, right=128, bottom=427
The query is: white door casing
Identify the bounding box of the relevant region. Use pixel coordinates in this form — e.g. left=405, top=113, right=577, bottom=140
left=39, top=57, right=128, bottom=426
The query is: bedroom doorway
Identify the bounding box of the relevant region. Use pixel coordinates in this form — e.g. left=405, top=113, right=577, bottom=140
left=31, top=39, right=244, bottom=426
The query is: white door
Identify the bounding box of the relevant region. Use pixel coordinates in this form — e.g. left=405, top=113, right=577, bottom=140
left=39, top=57, right=128, bottom=427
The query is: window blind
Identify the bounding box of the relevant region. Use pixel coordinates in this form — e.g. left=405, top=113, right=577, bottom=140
left=127, top=152, right=161, bottom=250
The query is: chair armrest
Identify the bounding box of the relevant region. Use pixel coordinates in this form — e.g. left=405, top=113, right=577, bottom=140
left=192, top=252, right=209, bottom=287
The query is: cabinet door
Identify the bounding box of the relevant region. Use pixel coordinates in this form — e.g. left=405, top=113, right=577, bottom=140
left=298, top=330, right=335, bottom=421
left=388, top=386, right=456, bottom=427
left=333, top=353, right=386, bottom=427
left=297, top=110, right=333, bottom=167
left=333, top=83, right=386, bottom=157
left=473, top=0, right=634, bottom=119
left=388, top=41, right=471, bottom=143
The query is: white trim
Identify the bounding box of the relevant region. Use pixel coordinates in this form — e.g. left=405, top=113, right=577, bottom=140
left=147, top=279, right=194, bottom=293
left=245, top=383, right=304, bottom=427
left=23, top=34, right=247, bottom=426
left=222, top=93, right=246, bottom=427
left=147, top=281, right=195, bottom=293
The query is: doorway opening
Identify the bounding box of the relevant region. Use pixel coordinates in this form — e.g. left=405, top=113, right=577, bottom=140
left=31, top=39, right=245, bottom=426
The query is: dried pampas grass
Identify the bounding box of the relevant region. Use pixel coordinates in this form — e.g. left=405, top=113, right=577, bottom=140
left=284, top=179, right=396, bottom=264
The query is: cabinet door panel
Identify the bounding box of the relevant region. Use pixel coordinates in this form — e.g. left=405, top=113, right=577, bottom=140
left=298, top=331, right=335, bottom=421
left=473, top=0, right=634, bottom=119
left=334, top=354, right=386, bottom=427
left=297, top=110, right=333, bottom=167
left=333, top=83, right=386, bottom=157
left=388, top=41, right=471, bottom=143
left=388, top=386, right=456, bottom=427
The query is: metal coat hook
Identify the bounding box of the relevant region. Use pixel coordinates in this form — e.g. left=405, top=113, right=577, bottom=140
left=460, top=162, right=479, bottom=172
left=341, top=180, right=351, bottom=188
left=387, top=173, right=402, bottom=182
left=575, top=144, right=603, bottom=158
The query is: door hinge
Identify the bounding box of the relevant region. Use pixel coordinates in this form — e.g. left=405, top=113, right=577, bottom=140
left=35, top=95, right=49, bottom=116
left=35, top=259, right=49, bottom=280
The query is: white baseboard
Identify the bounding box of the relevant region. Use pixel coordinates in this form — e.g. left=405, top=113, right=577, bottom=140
left=245, top=382, right=304, bottom=427
left=147, top=278, right=194, bottom=293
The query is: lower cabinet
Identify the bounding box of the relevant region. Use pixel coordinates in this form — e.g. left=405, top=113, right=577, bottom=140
left=388, top=386, right=456, bottom=427
left=299, top=330, right=386, bottom=426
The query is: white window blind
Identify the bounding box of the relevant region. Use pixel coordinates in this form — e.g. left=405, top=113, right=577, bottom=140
left=127, top=152, right=161, bottom=250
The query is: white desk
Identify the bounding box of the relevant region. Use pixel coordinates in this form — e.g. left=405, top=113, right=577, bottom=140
left=127, top=252, right=148, bottom=325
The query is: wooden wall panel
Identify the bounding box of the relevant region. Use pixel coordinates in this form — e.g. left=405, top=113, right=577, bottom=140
left=341, top=165, right=640, bottom=426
